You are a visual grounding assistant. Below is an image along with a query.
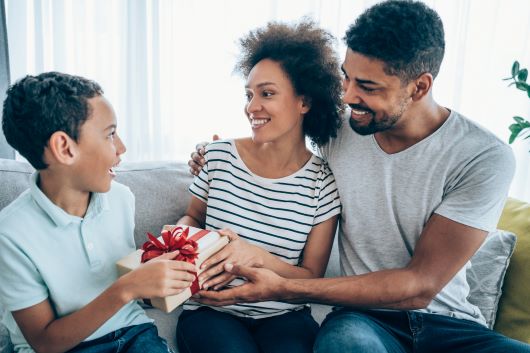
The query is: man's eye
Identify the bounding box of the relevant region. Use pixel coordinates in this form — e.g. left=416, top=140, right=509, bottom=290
left=360, top=86, right=376, bottom=93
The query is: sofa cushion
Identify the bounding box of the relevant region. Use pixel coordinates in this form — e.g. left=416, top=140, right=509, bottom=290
left=467, top=230, right=516, bottom=329
left=495, top=198, right=530, bottom=343
left=113, top=161, right=193, bottom=247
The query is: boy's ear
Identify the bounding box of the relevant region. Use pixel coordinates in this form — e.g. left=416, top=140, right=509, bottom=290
left=47, top=131, right=79, bottom=165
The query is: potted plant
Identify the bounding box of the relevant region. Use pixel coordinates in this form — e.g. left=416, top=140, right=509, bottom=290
left=505, top=61, right=530, bottom=144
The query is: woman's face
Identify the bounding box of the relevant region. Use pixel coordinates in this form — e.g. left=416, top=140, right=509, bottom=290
left=244, top=59, right=309, bottom=145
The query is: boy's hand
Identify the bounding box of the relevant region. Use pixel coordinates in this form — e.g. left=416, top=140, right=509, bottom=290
left=198, top=229, right=265, bottom=290
left=188, top=134, right=220, bottom=176
left=120, top=251, right=197, bottom=301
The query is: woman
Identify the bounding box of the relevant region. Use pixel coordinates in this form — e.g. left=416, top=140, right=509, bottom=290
left=176, top=20, right=343, bottom=353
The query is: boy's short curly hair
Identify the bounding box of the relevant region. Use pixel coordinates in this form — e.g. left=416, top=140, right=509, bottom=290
left=345, top=0, right=445, bottom=83
left=235, top=19, right=343, bottom=147
left=2, top=72, right=103, bottom=169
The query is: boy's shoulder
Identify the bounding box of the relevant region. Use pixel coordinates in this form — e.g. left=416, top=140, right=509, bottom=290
left=0, top=189, right=36, bottom=234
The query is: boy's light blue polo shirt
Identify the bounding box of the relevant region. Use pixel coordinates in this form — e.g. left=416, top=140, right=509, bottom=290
left=0, top=172, right=151, bottom=352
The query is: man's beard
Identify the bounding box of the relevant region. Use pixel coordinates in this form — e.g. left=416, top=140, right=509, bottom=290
left=348, top=100, right=407, bottom=135
left=348, top=112, right=399, bottom=135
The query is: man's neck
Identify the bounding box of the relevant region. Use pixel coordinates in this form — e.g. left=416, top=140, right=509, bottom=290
left=38, top=169, right=91, bottom=218
left=374, top=102, right=450, bottom=154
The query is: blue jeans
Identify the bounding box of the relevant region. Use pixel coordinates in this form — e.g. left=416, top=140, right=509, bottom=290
left=68, top=322, right=172, bottom=353
left=314, top=308, right=530, bottom=353
left=177, top=307, right=319, bottom=353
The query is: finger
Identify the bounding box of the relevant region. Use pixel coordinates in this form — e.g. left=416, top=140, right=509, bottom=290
left=194, top=289, right=238, bottom=306
left=198, top=262, right=225, bottom=283
left=217, top=229, right=239, bottom=241
left=224, top=263, right=256, bottom=281
left=154, top=250, right=180, bottom=261
left=202, top=272, right=233, bottom=290
left=212, top=134, right=220, bottom=141
left=170, top=260, right=197, bottom=273
left=191, top=151, right=205, bottom=164
left=212, top=274, right=237, bottom=290
left=200, top=247, right=229, bottom=270
left=194, top=142, right=208, bottom=155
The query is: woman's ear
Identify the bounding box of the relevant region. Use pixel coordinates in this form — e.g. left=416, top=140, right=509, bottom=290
left=47, top=131, right=78, bottom=166
left=301, top=96, right=312, bottom=114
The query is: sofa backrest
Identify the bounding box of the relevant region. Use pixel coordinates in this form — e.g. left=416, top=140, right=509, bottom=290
left=0, top=159, right=194, bottom=248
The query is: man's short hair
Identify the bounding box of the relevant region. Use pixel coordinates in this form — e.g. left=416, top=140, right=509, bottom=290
left=345, top=0, right=445, bottom=83
left=2, top=72, right=103, bottom=169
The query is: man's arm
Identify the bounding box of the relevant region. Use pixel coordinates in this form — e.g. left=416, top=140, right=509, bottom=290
left=197, top=214, right=487, bottom=309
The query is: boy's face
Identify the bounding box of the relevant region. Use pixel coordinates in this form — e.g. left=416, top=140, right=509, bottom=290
left=72, top=95, right=126, bottom=193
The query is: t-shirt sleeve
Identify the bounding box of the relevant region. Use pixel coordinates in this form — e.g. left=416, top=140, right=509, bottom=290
left=313, top=168, right=342, bottom=225
left=434, top=144, right=515, bottom=232
left=188, top=150, right=210, bottom=203
left=0, top=234, right=49, bottom=311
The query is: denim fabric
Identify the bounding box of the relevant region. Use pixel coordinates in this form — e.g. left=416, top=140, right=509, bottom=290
left=176, top=307, right=319, bottom=353
left=68, top=323, right=172, bottom=353
left=314, top=308, right=530, bottom=353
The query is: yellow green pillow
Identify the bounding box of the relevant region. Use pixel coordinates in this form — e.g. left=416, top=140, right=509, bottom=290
left=495, top=197, right=530, bottom=343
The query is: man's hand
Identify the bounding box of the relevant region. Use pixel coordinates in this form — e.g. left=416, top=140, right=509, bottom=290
left=188, top=134, right=219, bottom=176
left=195, top=263, right=286, bottom=306
left=198, top=229, right=265, bottom=290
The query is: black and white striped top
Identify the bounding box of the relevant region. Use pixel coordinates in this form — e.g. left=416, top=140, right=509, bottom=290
left=185, top=139, right=341, bottom=318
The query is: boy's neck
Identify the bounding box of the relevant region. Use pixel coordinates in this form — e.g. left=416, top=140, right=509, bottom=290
left=38, top=170, right=91, bottom=218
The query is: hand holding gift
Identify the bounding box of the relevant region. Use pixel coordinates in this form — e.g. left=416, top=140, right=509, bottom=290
left=198, top=228, right=267, bottom=290
left=116, top=225, right=229, bottom=312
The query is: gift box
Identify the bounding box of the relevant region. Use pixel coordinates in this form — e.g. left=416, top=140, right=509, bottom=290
left=116, top=225, right=229, bottom=313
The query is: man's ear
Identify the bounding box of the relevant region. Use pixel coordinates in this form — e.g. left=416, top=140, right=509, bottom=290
left=410, top=72, right=433, bottom=101
left=300, top=96, right=312, bottom=114
left=47, top=131, right=78, bottom=165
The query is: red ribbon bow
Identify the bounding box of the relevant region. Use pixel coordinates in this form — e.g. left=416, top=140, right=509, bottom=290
left=141, top=226, right=211, bottom=295
left=141, top=226, right=199, bottom=264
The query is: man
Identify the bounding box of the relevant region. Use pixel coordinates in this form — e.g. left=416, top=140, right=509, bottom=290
left=189, top=1, right=529, bottom=352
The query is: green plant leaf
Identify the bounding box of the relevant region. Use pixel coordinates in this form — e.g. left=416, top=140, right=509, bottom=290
left=518, top=69, right=528, bottom=82
left=512, top=61, right=520, bottom=77
left=515, top=81, right=529, bottom=91
left=514, top=116, right=526, bottom=123
left=509, top=123, right=522, bottom=133
left=509, top=132, right=518, bottom=144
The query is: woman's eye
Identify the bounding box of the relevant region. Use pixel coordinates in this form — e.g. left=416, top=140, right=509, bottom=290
left=245, top=93, right=252, bottom=101
left=262, top=91, right=274, bottom=97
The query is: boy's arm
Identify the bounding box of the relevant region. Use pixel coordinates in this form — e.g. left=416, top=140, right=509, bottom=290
left=12, top=254, right=196, bottom=353
left=196, top=214, right=487, bottom=309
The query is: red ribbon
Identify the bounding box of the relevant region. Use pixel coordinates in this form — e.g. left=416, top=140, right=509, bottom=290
left=140, top=226, right=210, bottom=294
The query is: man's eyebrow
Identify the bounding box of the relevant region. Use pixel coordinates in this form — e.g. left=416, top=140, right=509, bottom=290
left=341, top=66, right=379, bottom=86
left=355, top=78, right=379, bottom=86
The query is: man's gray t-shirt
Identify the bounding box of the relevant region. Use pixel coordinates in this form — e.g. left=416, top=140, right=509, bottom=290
left=321, top=110, right=515, bottom=325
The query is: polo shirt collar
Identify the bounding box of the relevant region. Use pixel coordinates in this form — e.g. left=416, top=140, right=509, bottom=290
left=29, top=172, right=109, bottom=227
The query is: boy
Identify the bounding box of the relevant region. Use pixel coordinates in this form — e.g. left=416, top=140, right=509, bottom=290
left=0, top=72, right=196, bottom=353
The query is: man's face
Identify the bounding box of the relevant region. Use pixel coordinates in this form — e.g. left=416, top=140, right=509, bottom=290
left=341, top=49, right=413, bottom=135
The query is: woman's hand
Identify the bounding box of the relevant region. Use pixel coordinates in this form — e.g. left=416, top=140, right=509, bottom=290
left=198, top=229, right=265, bottom=290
